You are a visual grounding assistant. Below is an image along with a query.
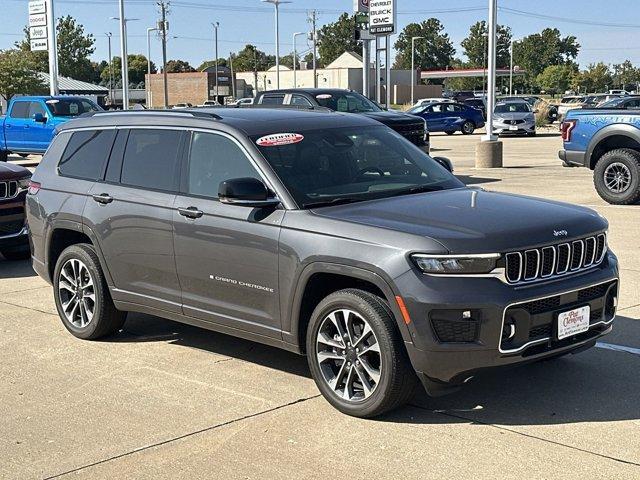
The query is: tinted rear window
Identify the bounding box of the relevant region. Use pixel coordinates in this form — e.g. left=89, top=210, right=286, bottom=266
left=120, top=129, right=182, bottom=191
left=58, top=129, right=116, bottom=180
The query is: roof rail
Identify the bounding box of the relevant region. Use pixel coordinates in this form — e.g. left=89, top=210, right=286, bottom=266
left=80, top=109, right=222, bottom=120
left=229, top=104, right=333, bottom=113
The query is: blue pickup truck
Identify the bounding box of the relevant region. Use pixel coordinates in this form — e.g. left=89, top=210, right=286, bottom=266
left=0, top=96, right=101, bottom=161
left=559, top=106, right=640, bottom=204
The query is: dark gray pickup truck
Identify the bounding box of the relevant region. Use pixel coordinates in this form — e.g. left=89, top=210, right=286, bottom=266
left=27, top=108, right=619, bottom=417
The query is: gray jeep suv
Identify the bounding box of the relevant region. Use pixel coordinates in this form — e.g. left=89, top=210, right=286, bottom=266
left=27, top=108, right=619, bottom=417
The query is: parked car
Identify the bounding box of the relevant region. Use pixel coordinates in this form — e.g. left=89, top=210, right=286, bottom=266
left=463, top=97, right=487, bottom=119
left=254, top=88, right=429, bottom=152
left=172, top=103, right=193, bottom=109
left=407, top=101, right=484, bottom=135
left=0, top=162, right=31, bottom=260
left=197, top=100, right=220, bottom=107
left=449, top=90, right=477, bottom=102
left=27, top=108, right=618, bottom=417
left=608, top=89, right=630, bottom=96
left=0, top=96, right=101, bottom=161
left=492, top=100, right=536, bottom=136
left=582, top=94, right=624, bottom=108
left=596, top=96, right=640, bottom=110
left=234, top=97, right=254, bottom=106
left=412, top=98, right=455, bottom=108
left=559, top=105, right=640, bottom=204
left=500, top=96, right=558, bottom=123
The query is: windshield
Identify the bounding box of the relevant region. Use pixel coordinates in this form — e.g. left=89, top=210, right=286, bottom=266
left=45, top=98, right=100, bottom=117
left=406, top=105, right=426, bottom=114
left=315, top=92, right=382, bottom=113
left=253, top=125, right=463, bottom=208
left=495, top=103, right=531, bottom=113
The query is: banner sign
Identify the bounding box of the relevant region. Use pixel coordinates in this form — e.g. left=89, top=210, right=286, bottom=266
left=369, top=0, right=396, bottom=35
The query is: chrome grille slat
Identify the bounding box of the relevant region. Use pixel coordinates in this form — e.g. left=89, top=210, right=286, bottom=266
left=505, top=234, right=607, bottom=284
left=0, top=181, right=18, bottom=200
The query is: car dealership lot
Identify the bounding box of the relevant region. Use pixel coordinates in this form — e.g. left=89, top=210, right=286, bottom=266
left=2, top=132, right=640, bottom=479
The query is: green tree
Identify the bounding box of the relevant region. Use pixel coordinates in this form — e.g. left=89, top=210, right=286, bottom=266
left=101, top=55, right=155, bottom=87
left=0, top=49, right=46, bottom=100
left=513, top=28, right=580, bottom=90
left=165, top=59, right=195, bottom=73
left=317, top=13, right=357, bottom=66
left=536, top=63, right=578, bottom=94
left=17, top=15, right=96, bottom=82
left=461, top=21, right=512, bottom=68
left=196, top=58, right=228, bottom=71
left=612, top=60, right=640, bottom=89
left=229, top=44, right=274, bottom=72
left=572, top=63, right=613, bottom=93
left=393, top=19, right=455, bottom=71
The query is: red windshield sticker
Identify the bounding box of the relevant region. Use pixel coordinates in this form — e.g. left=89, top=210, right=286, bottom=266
left=256, top=133, right=304, bottom=147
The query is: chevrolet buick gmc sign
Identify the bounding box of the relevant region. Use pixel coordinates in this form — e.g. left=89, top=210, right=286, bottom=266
left=369, top=0, right=396, bottom=35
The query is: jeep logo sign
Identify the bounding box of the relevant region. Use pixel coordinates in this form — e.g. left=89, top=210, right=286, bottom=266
left=369, top=0, right=396, bottom=35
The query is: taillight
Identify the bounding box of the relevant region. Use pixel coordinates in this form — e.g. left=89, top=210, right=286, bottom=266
left=27, top=180, right=41, bottom=195
left=561, top=119, right=577, bottom=142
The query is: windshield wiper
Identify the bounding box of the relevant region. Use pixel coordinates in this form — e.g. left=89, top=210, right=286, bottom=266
left=303, top=197, right=363, bottom=209
left=390, top=184, right=445, bottom=197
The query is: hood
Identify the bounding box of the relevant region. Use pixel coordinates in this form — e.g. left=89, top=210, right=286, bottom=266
left=311, top=189, right=607, bottom=253
left=0, top=162, right=30, bottom=180
left=360, top=110, right=423, bottom=126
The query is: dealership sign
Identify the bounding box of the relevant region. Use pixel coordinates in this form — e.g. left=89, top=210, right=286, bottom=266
left=369, top=0, right=396, bottom=35
left=28, top=0, right=49, bottom=52
left=30, top=39, right=48, bottom=51
left=28, top=0, right=46, bottom=15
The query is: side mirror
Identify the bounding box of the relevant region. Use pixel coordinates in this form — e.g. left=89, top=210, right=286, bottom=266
left=33, top=113, right=47, bottom=123
left=432, top=156, right=454, bottom=173
left=218, top=177, right=280, bottom=208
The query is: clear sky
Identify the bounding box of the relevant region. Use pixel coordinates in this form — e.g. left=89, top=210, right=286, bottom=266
left=2, top=0, right=640, bottom=69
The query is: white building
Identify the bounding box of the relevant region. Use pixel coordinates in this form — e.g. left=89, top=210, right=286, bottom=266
left=235, top=51, right=442, bottom=104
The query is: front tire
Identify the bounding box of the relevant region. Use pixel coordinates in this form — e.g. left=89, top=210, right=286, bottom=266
left=593, top=148, right=640, bottom=205
left=461, top=121, right=475, bottom=135
left=306, top=289, right=416, bottom=418
left=53, top=244, right=126, bottom=340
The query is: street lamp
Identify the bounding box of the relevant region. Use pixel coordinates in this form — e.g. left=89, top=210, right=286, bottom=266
left=211, top=22, right=219, bottom=102
left=292, top=31, right=305, bottom=88
left=111, top=10, right=139, bottom=110
left=105, top=33, right=113, bottom=105
left=146, top=27, right=158, bottom=107
left=482, top=0, right=498, bottom=142
left=262, top=0, right=292, bottom=89
left=411, top=36, right=424, bottom=105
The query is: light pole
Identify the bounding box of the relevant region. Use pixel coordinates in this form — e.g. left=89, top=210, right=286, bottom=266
left=262, top=0, right=292, bottom=89
left=146, top=27, right=158, bottom=107
left=292, top=31, right=305, bottom=87
left=211, top=22, right=219, bottom=102
left=411, top=36, right=424, bottom=105
left=482, top=31, right=488, bottom=96
left=111, top=11, right=139, bottom=110
left=483, top=0, right=498, bottom=142
left=105, top=32, right=113, bottom=105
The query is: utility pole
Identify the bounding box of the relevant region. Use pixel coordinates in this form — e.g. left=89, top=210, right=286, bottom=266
left=253, top=48, right=258, bottom=96
left=229, top=54, right=236, bottom=100
left=293, top=31, right=305, bottom=88
left=117, top=0, right=128, bottom=109
left=147, top=27, right=158, bottom=107
left=411, top=36, right=423, bottom=105
left=212, top=22, right=219, bottom=103
left=308, top=10, right=318, bottom=88
left=509, top=39, right=514, bottom=95
left=385, top=35, right=391, bottom=108
left=263, top=0, right=291, bottom=90
left=106, top=32, right=113, bottom=105
left=158, top=1, right=169, bottom=108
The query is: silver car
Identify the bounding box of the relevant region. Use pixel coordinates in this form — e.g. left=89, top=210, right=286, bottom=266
left=492, top=101, right=536, bottom=136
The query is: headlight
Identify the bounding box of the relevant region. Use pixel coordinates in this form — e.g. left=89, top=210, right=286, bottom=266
left=412, top=254, right=500, bottom=274
left=17, top=176, right=32, bottom=192
left=421, top=118, right=428, bottom=141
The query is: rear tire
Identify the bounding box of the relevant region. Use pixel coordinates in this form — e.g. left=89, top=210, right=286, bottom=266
left=306, top=289, right=416, bottom=418
left=53, top=243, right=126, bottom=340
left=461, top=121, right=475, bottom=135
left=593, top=148, right=640, bottom=205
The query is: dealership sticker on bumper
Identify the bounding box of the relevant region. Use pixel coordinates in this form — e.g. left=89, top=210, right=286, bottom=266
left=557, top=306, right=590, bottom=340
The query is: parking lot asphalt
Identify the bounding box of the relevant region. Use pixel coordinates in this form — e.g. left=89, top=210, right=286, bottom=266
left=2, top=132, right=640, bottom=479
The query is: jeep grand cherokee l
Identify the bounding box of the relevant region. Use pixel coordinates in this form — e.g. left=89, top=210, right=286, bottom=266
left=0, top=161, right=31, bottom=260
left=27, top=108, right=619, bottom=418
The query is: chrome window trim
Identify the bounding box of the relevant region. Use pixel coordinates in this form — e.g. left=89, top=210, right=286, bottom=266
left=498, top=277, right=618, bottom=355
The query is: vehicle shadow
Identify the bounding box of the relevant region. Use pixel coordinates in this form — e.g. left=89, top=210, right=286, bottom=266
left=456, top=175, right=501, bottom=185
left=113, top=311, right=640, bottom=426
left=0, top=258, right=37, bottom=279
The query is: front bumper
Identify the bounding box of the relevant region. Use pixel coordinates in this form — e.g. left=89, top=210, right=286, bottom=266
left=0, top=194, right=28, bottom=251
left=493, top=122, right=536, bottom=135
left=395, top=252, right=619, bottom=393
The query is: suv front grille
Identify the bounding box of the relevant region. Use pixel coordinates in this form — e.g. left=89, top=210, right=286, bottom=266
left=504, top=234, right=606, bottom=284
left=393, top=123, right=425, bottom=145
left=0, top=181, right=18, bottom=200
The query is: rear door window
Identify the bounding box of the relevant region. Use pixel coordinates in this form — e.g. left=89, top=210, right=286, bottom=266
left=291, top=95, right=312, bottom=107
left=120, top=129, right=183, bottom=191
left=58, top=129, right=116, bottom=180
left=260, top=94, right=285, bottom=105
left=10, top=101, right=30, bottom=118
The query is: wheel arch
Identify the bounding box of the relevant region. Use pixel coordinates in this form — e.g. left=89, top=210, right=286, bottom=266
left=587, top=124, right=640, bottom=169
left=284, top=262, right=411, bottom=354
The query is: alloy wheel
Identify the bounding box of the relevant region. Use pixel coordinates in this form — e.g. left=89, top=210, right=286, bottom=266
left=58, top=258, right=96, bottom=328
left=315, top=309, right=382, bottom=402
left=604, top=162, right=632, bottom=193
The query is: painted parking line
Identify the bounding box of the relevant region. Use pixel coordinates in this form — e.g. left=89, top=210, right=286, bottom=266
left=596, top=342, right=640, bottom=356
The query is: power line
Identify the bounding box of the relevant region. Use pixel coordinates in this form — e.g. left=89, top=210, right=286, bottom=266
left=499, top=7, right=640, bottom=29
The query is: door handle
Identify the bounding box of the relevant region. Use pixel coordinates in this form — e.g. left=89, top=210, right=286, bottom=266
left=92, top=193, right=113, bottom=204
left=178, top=206, right=203, bottom=219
